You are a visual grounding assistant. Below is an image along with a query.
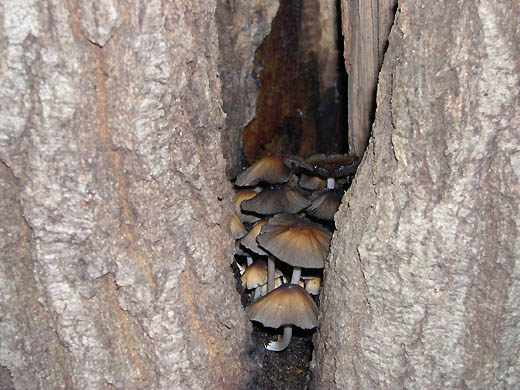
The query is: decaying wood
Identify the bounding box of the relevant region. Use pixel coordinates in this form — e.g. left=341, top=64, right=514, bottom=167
left=216, top=0, right=280, bottom=178
left=341, top=0, right=397, bottom=157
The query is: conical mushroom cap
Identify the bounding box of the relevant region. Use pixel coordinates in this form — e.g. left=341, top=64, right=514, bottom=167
left=246, top=284, right=318, bottom=329
left=233, top=190, right=261, bottom=223
left=230, top=212, right=247, bottom=240
left=240, top=220, right=268, bottom=256
left=235, top=155, right=292, bottom=187
left=241, top=185, right=311, bottom=215
left=257, top=214, right=331, bottom=268
left=241, top=260, right=268, bottom=289
left=306, top=189, right=344, bottom=221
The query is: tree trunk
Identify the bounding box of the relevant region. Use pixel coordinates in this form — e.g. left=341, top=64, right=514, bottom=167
left=0, top=1, right=259, bottom=389
left=313, top=1, right=520, bottom=388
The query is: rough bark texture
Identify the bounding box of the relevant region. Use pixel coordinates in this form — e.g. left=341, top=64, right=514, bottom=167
left=313, top=1, right=520, bottom=389
left=216, top=0, right=279, bottom=178
left=0, top=1, right=257, bottom=389
left=342, top=0, right=397, bottom=157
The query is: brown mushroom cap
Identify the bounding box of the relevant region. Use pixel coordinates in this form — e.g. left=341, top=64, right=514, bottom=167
left=305, top=153, right=360, bottom=178
left=235, top=154, right=292, bottom=187
left=230, top=212, right=247, bottom=240
left=233, top=190, right=261, bottom=223
left=241, top=185, right=311, bottom=215
left=246, top=284, right=318, bottom=329
left=298, top=173, right=327, bottom=190
left=240, top=220, right=268, bottom=256
left=306, top=189, right=344, bottom=221
left=257, top=214, right=331, bottom=268
left=241, top=261, right=268, bottom=289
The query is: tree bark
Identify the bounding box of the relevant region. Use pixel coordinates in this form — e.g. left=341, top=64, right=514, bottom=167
left=341, top=0, right=397, bottom=157
left=313, top=1, right=520, bottom=388
left=0, top=1, right=257, bottom=389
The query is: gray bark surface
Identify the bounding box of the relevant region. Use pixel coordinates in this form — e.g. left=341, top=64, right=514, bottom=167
left=0, top=1, right=255, bottom=389
left=313, top=1, right=520, bottom=389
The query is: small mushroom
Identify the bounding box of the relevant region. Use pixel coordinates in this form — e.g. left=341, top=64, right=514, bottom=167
left=306, top=189, right=344, bottom=221
left=240, top=220, right=268, bottom=256
left=240, top=219, right=279, bottom=290
left=257, top=214, right=331, bottom=284
left=241, top=260, right=268, bottom=300
left=230, top=212, right=247, bottom=240
left=298, top=173, right=327, bottom=190
left=305, top=153, right=360, bottom=188
left=235, top=154, right=292, bottom=187
left=304, top=276, right=322, bottom=295
left=305, top=153, right=359, bottom=178
left=233, top=190, right=261, bottom=223
left=241, top=185, right=311, bottom=215
left=234, top=242, right=253, bottom=267
left=247, top=284, right=318, bottom=351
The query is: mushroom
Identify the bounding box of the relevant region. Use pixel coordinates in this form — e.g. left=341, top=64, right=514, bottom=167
left=304, top=276, right=322, bottom=295
left=241, top=260, right=268, bottom=300
left=306, top=188, right=344, bottom=221
left=233, top=189, right=261, bottom=223
left=247, top=284, right=318, bottom=351
left=305, top=153, right=360, bottom=189
left=241, top=221, right=284, bottom=294
left=230, top=212, right=247, bottom=240
left=240, top=220, right=279, bottom=289
left=257, top=214, right=331, bottom=285
left=235, top=154, right=292, bottom=187
left=234, top=242, right=253, bottom=267
left=241, top=185, right=311, bottom=216
left=298, top=173, right=327, bottom=190
left=240, top=220, right=268, bottom=256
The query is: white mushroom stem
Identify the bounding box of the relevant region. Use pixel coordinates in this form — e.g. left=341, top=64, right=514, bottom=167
left=327, top=177, right=335, bottom=189
left=246, top=256, right=253, bottom=266
left=266, top=325, right=293, bottom=352
left=236, top=261, right=245, bottom=275
left=290, top=267, right=302, bottom=285
left=253, top=286, right=262, bottom=300
left=268, top=255, right=276, bottom=293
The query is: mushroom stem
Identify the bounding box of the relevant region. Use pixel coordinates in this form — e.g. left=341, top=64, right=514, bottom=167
left=253, top=286, right=262, bottom=300
left=327, top=177, right=335, bottom=189
left=290, top=267, right=302, bottom=285
left=268, top=255, right=276, bottom=293
left=246, top=256, right=253, bottom=266
left=266, top=325, right=293, bottom=352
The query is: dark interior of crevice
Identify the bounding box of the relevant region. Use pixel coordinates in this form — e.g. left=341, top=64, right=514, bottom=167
left=234, top=1, right=349, bottom=389
left=242, top=0, right=348, bottom=168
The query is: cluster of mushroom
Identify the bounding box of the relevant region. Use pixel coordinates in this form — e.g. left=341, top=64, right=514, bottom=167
left=230, top=153, right=359, bottom=351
